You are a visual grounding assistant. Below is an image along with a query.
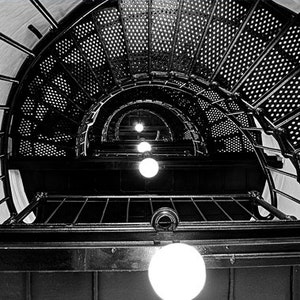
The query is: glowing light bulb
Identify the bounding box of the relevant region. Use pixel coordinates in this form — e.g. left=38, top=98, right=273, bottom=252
left=137, top=141, right=152, bottom=153
left=148, top=243, right=206, bottom=300
left=139, top=158, right=159, bottom=178
left=135, top=123, right=144, bottom=133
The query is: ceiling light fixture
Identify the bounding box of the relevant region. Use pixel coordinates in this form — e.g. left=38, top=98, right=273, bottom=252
left=137, top=141, right=152, bottom=153
left=148, top=243, right=206, bottom=300
left=139, top=158, right=159, bottom=178
left=135, top=123, right=144, bottom=133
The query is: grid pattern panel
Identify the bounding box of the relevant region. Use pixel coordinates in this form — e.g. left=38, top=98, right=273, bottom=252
left=206, top=106, right=252, bottom=153
left=15, top=45, right=94, bottom=157
left=151, top=0, right=179, bottom=71
left=193, top=0, right=248, bottom=79
left=61, top=46, right=102, bottom=97
left=172, top=0, right=213, bottom=72
left=120, top=0, right=149, bottom=74
left=219, top=4, right=283, bottom=88
left=96, top=8, right=131, bottom=80
left=263, top=74, right=300, bottom=122
left=74, top=19, right=115, bottom=90
left=285, top=116, right=300, bottom=147
left=241, top=25, right=300, bottom=103
left=31, top=195, right=256, bottom=224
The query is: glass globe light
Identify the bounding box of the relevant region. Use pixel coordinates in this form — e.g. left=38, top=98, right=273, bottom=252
left=139, top=158, right=159, bottom=178
left=135, top=123, right=144, bottom=133
left=137, top=141, right=152, bottom=153
left=148, top=243, right=206, bottom=300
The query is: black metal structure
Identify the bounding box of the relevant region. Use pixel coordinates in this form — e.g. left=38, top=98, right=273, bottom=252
left=0, top=0, right=300, bottom=287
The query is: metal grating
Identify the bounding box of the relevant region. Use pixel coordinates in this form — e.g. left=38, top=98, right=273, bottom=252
left=73, top=20, right=115, bottom=90
left=95, top=8, right=131, bottom=80
left=285, top=116, right=300, bottom=147
left=219, top=3, right=284, bottom=88
left=120, top=0, right=149, bottom=74
left=57, top=38, right=103, bottom=97
left=263, top=74, right=300, bottom=123
left=172, top=0, right=214, bottom=72
left=151, top=0, right=179, bottom=71
left=193, top=0, right=249, bottom=79
left=241, top=24, right=300, bottom=102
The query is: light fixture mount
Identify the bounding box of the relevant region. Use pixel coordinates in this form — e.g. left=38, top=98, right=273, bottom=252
left=151, top=207, right=179, bottom=231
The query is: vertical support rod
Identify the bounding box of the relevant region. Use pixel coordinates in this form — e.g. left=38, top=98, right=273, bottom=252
left=149, top=197, right=154, bottom=215
left=72, top=197, right=89, bottom=224
left=26, top=272, right=32, bottom=300
left=211, top=197, right=233, bottom=221
left=168, top=0, right=184, bottom=71
left=291, top=266, right=300, bottom=300
left=191, top=197, right=207, bottom=221
left=100, top=198, right=109, bottom=223
left=228, top=269, right=235, bottom=300
left=29, top=0, right=58, bottom=29
left=45, top=197, right=67, bottom=224
left=0, top=33, right=35, bottom=57
left=93, top=272, right=99, bottom=300
left=188, top=0, right=219, bottom=76
left=126, top=197, right=130, bottom=223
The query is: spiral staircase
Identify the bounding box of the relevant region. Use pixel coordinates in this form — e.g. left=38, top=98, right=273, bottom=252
left=1, top=0, right=300, bottom=298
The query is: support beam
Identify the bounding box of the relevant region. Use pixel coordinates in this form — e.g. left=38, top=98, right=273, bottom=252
left=1, top=223, right=300, bottom=270
left=188, top=0, right=219, bottom=76
left=231, top=17, right=295, bottom=93
left=91, top=12, right=119, bottom=86
left=148, top=0, right=153, bottom=74
left=168, top=0, right=184, bottom=71
left=70, top=33, right=107, bottom=94
left=117, top=0, right=134, bottom=78
left=266, top=166, right=297, bottom=180
left=29, top=0, right=58, bottom=29
left=0, top=33, right=35, bottom=57
left=274, top=107, right=300, bottom=128
left=274, top=189, right=300, bottom=206
left=255, top=196, right=294, bottom=220
left=0, top=74, right=19, bottom=84
left=253, top=65, right=300, bottom=108
left=54, top=55, right=96, bottom=104
left=210, top=0, right=260, bottom=83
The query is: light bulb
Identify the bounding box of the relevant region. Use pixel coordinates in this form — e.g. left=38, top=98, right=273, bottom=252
left=148, top=243, right=206, bottom=300
left=137, top=141, right=152, bottom=153
left=139, top=158, right=159, bottom=178
left=135, top=123, right=144, bottom=133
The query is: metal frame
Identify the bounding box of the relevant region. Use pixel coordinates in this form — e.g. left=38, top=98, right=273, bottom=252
left=6, top=193, right=291, bottom=225
left=75, top=79, right=278, bottom=210
left=1, top=219, right=300, bottom=271
left=99, top=100, right=202, bottom=151
left=0, top=0, right=299, bottom=224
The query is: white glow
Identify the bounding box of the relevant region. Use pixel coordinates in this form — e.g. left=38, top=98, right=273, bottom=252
left=137, top=141, right=152, bottom=153
left=139, top=158, right=159, bottom=178
left=135, top=123, right=144, bottom=133
left=148, top=243, right=206, bottom=300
